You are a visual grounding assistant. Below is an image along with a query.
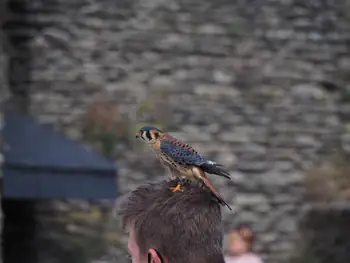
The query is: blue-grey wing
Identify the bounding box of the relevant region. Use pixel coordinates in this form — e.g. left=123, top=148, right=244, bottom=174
left=160, top=141, right=206, bottom=165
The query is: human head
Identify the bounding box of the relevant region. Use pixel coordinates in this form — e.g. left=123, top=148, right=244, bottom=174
left=228, top=224, right=254, bottom=256
left=118, top=179, right=225, bottom=263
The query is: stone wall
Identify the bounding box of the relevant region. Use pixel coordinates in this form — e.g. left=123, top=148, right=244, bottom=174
left=0, top=100, right=4, bottom=263
left=0, top=110, right=3, bottom=263
left=0, top=0, right=9, bottom=262
left=3, top=0, right=350, bottom=262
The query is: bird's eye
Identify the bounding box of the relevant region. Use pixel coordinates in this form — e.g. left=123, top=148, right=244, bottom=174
left=145, top=131, right=152, bottom=141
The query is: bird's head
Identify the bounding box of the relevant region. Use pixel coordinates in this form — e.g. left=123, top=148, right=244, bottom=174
left=136, top=125, right=163, bottom=144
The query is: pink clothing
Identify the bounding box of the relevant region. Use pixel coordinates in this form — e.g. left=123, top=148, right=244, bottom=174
left=225, top=253, right=263, bottom=263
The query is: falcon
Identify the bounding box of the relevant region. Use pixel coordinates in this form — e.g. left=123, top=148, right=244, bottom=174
left=136, top=125, right=232, bottom=210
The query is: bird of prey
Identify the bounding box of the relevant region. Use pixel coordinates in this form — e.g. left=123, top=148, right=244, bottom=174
left=135, top=125, right=232, bottom=210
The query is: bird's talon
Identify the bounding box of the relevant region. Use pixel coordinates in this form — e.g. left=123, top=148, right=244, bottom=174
left=169, top=184, right=184, bottom=193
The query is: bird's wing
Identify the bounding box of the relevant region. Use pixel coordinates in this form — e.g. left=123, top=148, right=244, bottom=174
left=159, top=135, right=231, bottom=179
left=160, top=140, right=206, bottom=165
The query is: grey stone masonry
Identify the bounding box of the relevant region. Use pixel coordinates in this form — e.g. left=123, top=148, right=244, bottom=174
left=3, top=0, right=350, bottom=262
left=0, top=112, right=3, bottom=263
left=0, top=0, right=9, bottom=262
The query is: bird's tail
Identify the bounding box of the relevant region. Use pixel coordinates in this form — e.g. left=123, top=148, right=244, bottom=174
left=200, top=161, right=231, bottom=179
left=193, top=167, right=232, bottom=211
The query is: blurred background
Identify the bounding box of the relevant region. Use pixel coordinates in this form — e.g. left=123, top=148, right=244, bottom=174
left=1, top=0, right=350, bottom=263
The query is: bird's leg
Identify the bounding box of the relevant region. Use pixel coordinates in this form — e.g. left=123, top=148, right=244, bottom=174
left=166, top=166, right=177, bottom=180
left=169, top=179, right=184, bottom=193
left=181, top=177, right=192, bottom=186
left=166, top=166, right=184, bottom=192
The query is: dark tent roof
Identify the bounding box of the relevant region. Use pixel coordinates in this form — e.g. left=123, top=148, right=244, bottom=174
left=2, top=110, right=118, bottom=199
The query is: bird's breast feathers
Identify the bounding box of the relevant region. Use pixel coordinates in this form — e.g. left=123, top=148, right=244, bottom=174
left=150, top=138, right=161, bottom=152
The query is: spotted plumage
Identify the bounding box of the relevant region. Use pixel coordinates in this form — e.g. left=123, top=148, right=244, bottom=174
left=136, top=125, right=232, bottom=210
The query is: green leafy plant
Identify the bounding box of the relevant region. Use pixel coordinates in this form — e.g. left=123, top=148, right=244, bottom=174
left=80, top=100, right=121, bottom=159
left=80, top=91, right=171, bottom=158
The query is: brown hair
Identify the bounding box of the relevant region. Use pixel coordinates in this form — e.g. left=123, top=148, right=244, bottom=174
left=231, top=224, right=254, bottom=251
left=118, top=179, right=225, bottom=263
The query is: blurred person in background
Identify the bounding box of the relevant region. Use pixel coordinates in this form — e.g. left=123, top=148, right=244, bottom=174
left=118, top=179, right=226, bottom=263
left=225, top=225, right=263, bottom=263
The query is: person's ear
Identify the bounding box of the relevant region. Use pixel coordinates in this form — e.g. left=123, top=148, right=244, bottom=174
left=147, top=248, right=163, bottom=263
